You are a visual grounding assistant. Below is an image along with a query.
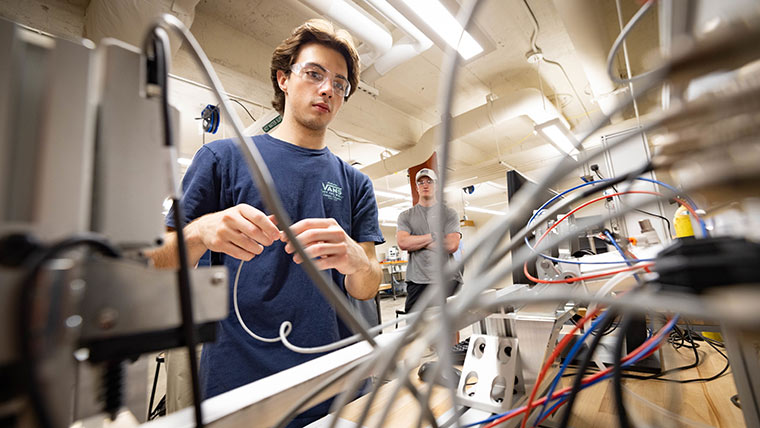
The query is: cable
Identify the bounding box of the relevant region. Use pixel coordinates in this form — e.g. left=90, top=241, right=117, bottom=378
left=529, top=190, right=665, bottom=266
left=606, top=0, right=659, bottom=85
left=234, top=257, right=414, bottom=353
left=523, top=262, right=653, bottom=284
left=558, top=311, right=615, bottom=428
left=17, top=235, right=121, bottom=428
left=478, top=317, right=679, bottom=428
left=594, top=168, right=672, bottom=235
left=521, top=0, right=592, bottom=122
left=232, top=259, right=281, bottom=342
left=287, top=17, right=754, bottom=425
left=524, top=179, right=703, bottom=267
left=612, top=315, right=634, bottom=428
left=272, top=357, right=368, bottom=428
left=534, top=310, right=613, bottom=426
left=229, top=98, right=256, bottom=121
left=604, top=229, right=642, bottom=284
left=425, top=2, right=487, bottom=428
left=520, top=306, right=603, bottom=428
left=146, top=27, right=205, bottom=428
left=563, top=323, right=730, bottom=384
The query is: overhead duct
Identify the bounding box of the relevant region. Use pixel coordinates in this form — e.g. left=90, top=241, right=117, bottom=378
left=85, top=0, right=200, bottom=54
left=360, top=0, right=433, bottom=80
left=360, top=88, right=568, bottom=180
left=299, top=0, right=393, bottom=67
left=552, top=0, right=627, bottom=116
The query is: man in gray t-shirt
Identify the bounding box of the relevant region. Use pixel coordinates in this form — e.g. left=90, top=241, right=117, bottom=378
left=396, top=168, right=462, bottom=313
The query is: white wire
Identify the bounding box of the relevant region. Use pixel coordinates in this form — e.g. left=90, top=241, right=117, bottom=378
left=235, top=258, right=404, bottom=352
left=233, top=259, right=281, bottom=342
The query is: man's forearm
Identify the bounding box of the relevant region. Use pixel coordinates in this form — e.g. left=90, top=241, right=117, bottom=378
left=345, top=261, right=382, bottom=300
left=444, top=233, right=460, bottom=254
left=398, top=233, right=433, bottom=252
left=345, top=242, right=383, bottom=300
left=144, top=223, right=208, bottom=269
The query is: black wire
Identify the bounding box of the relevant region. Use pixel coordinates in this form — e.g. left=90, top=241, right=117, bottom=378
left=558, top=311, right=617, bottom=428
left=17, top=234, right=121, bottom=428
left=593, top=169, right=672, bottom=234
left=229, top=98, right=256, bottom=121
left=579, top=163, right=653, bottom=198
left=564, top=324, right=731, bottom=384
left=150, top=30, right=204, bottom=427
left=612, top=315, right=633, bottom=428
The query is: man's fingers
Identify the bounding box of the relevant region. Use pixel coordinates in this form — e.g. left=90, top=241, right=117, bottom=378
left=286, top=218, right=336, bottom=236
left=301, top=242, right=345, bottom=259
left=292, top=253, right=342, bottom=271
left=283, top=228, right=343, bottom=253
left=218, top=241, right=257, bottom=261
left=237, top=204, right=280, bottom=242
left=220, top=228, right=264, bottom=256
left=235, top=212, right=279, bottom=246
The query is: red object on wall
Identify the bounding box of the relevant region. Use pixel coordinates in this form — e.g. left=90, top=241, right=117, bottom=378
left=408, top=153, right=438, bottom=205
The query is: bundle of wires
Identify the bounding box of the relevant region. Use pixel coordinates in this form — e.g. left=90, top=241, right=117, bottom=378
left=522, top=185, right=704, bottom=286
left=460, top=315, right=679, bottom=428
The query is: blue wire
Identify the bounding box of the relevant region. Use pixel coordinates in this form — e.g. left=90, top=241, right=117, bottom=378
left=524, top=178, right=706, bottom=267
left=603, top=230, right=641, bottom=283
left=462, top=316, right=680, bottom=428
left=536, top=312, right=678, bottom=421
left=534, top=311, right=611, bottom=423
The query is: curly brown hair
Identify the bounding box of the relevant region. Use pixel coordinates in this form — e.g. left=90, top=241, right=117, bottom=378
left=270, top=19, right=361, bottom=115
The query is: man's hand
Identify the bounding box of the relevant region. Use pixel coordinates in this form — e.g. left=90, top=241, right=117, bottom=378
left=281, top=218, right=381, bottom=300
left=191, top=204, right=280, bottom=261
left=281, top=218, right=366, bottom=274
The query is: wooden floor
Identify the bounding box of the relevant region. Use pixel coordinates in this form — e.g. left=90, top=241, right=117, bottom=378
left=338, top=337, right=745, bottom=427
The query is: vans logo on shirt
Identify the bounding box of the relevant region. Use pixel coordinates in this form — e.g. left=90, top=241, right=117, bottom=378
left=321, top=181, right=343, bottom=202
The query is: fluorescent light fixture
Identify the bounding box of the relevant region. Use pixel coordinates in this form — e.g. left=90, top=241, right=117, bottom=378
left=374, top=189, right=412, bottom=201
left=177, top=157, right=193, bottom=167
left=466, top=206, right=506, bottom=216
left=401, top=0, right=484, bottom=60
left=534, top=118, right=579, bottom=156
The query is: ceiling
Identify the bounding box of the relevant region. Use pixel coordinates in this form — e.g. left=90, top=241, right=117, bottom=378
left=195, top=0, right=660, bottom=225
left=0, top=0, right=661, bottom=227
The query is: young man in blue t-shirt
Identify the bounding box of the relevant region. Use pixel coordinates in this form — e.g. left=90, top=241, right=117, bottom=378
left=147, top=19, right=384, bottom=425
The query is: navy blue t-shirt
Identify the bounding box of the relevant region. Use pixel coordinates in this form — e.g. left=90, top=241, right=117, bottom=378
left=166, top=134, right=383, bottom=423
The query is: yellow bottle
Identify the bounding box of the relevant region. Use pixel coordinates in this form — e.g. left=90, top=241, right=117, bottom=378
left=674, top=205, right=695, bottom=238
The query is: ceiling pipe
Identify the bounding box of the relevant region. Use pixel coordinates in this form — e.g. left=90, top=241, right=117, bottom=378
left=552, top=0, right=627, bottom=117
left=299, top=0, right=393, bottom=67
left=360, top=88, right=568, bottom=180
left=360, top=0, right=433, bottom=80
left=85, top=0, right=200, bottom=55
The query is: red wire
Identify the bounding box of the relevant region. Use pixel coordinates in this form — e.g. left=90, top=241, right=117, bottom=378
left=537, top=190, right=664, bottom=245
left=498, top=188, right=693, bottom=425
left=483, top=317, right=673, bottom=428
left=519, top=306, right=603, bottom=428
left=524, top=189, right=700, bottom=284
left=523, top=262, right=654, bottom=284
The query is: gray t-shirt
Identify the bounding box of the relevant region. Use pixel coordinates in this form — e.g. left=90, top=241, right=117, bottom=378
left=397, top=203, right=461, bottom=284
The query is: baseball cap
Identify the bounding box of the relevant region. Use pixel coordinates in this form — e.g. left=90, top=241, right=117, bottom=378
left=416, top=168, right=438, bottom=182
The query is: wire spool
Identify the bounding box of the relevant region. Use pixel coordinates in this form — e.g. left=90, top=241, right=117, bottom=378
left=200, top=104, right=220, bottom=134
